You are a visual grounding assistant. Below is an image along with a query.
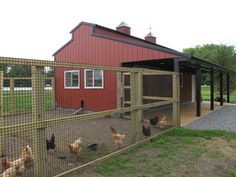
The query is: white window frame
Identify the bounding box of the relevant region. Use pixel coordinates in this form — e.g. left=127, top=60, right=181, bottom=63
left=64, top=70, right=80, bottom=89
left=84, top=69, right=104, bottom=89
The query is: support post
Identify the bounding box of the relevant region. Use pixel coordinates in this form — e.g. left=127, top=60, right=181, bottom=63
left=172, top=73, right=180, bottom=127
left=0, top=71, right=3, bottom=156
left=130, top=72, right=141, bottom=143
left=32, top=66, right=47, bottom=177
left=227, top=73, right=230, bottom=103
left=51, top=77, right=55, bottom=109
left=210, top=69, right=214, bottom=110
left=117, top=72, right=122, bottom=109
left=173, top=60, right=180, bottom=126
left=219, top=72, right=223, bottom=106
left=10, top=78, right=14, bottom=114
left=196, top=67, right=201, bottom=116
left=137, top=72, right=143, bottom=122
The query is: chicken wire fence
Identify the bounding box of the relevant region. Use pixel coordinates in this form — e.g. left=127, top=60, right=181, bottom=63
left=0, top=57, right=180, bottom=177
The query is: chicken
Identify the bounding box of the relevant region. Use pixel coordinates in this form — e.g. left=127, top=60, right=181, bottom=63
left=1, top=157, right=11, bottom=171
left=0, top=166, right=16, bottom=177
left=149, top=115, right=159, bottom=127
left=1, top=157, right=24, bottom=176
left=68, top=137, right=82, bottom=161
left=142, top=124, right=151, bottom=137
left=158, top=115, right=169, bottom=129
left=110, top=127, right=126, bottom=148
left=20, top=145, right=33, bottom=165
left=46, top=133, right=56, bottom=151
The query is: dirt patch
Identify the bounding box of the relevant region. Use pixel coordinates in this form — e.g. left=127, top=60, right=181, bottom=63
left=1, top=108, right=169, bottom=177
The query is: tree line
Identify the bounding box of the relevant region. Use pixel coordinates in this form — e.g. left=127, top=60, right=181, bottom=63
left=183, top=44, right=236, bottom=92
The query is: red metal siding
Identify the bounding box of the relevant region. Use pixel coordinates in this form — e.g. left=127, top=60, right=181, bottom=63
left=55, top=24, right=177, bottom=111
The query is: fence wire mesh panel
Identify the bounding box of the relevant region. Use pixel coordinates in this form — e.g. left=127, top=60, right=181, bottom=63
left=0, top=57, right=179, bottom=177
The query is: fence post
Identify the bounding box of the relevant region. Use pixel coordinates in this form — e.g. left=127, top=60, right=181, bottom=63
left=10, top=78, right=14, bottom=115
left=32, top=66, right=47, bottom=177
left=131, top=72, right=141, bottom=143
left=137, top=72, right=143, bottom=122
left=0, top=71, right=3, bottom=156
left=51, top=77, right=55, bottom=109
left=172, top=73, right=180, bottom=127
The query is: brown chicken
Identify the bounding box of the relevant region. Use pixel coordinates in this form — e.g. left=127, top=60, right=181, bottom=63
left=110, top=127, right=126, bottom=148
left=68, top=137, right=82, bottom=161
left=158, top=115, right=169, bottom=129
left=142, top=124, right=151, bottom=138
left=20, top=145, right=33, bottom=165
left=1, top=157, right=11, bottom=171
left=1, top=157, right=25, bottom=176
left=0, top=166, right=17, bottom=177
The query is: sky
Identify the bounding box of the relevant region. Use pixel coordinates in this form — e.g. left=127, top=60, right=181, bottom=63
left=0, top=0, right=236, bottom=60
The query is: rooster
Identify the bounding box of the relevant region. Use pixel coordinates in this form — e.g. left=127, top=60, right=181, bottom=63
left=158, top=115, right=169, bottom=129
left=46, top=133, right=56, bottom=151
left=142, top=124, right=151, bottom=138
left=149, top=115, right=159, bottom=127
left=68, top=138, right=82, bottom=161
left=110, top=127, right=126, bottom=148
left=1, top=157, right=25, bottom=176
left=20, top=145, right=33, bottom=165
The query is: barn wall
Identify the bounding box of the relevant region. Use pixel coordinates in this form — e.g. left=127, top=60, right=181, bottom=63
left=54, top=24, right=177, bottom=111
left=143, top=75, right=172, bottom=97
left=180, top=72, right=192, bottom=103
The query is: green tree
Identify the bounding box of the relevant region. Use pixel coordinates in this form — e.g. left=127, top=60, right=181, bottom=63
left=183, top=44, right=236, bottom=92
left=7, top=65, right=31, bottom=77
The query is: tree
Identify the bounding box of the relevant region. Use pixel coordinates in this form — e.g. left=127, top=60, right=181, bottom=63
left=7, top=65, right=31, bottom=77
left=183, top=44, right=236, bottom=92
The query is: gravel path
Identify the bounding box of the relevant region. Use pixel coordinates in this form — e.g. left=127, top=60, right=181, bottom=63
left=185, top=105, right=236, bottom=132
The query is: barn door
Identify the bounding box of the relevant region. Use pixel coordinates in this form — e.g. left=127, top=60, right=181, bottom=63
left=123, top=73, right=131, bottom=118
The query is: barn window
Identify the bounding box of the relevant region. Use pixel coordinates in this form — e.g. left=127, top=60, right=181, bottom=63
left=64, top=70, right=80, bottom=89
left=84, top=69, right=104, bottom=89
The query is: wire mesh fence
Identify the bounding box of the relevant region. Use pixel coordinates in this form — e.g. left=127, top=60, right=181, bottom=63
left=0, top=57, right=180, bottom=177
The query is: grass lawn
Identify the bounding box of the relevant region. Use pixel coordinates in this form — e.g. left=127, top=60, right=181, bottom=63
left=201, top=85, right=236, bottom=103
left=3, top=91, right=53, bottom=113
left=79, top=128, right=236, bottom=177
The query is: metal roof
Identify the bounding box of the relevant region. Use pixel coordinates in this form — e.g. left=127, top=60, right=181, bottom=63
left=53, top=21, right=235, bottom=73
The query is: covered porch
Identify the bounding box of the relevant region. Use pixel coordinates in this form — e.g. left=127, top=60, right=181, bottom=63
left=122, top=54, right=234, bottom=120
left=142, top=101, right=221, bottom=127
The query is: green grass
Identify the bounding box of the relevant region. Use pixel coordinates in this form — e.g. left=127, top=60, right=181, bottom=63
left=201, top=85, right=236, bottom=103
left=3, top=91, right=53, bottom=113
left=93, top=128, right=236, bottom=177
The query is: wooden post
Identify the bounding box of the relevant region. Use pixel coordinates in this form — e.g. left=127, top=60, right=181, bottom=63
left=32, top=66, right=47, bottom=177
left=210, top=69, right=214, bottom=110
left=10, top=78, right=14, bottom=114
left=226, top=73, right=230, bottom=103
left=219, top=72, right=223, bottom=106
left=137, top=72, right=143, bottom=122
left=130, top=72, right=139, bottom=143
left=172, top=73, right=180, bottom=127
left=117, top=72, right=122, bottom=109
left=0, top=71, right=3, bottom=156
left=51, top=77, right=55, bottom=109
left=196, top=67, right=201, bottom=116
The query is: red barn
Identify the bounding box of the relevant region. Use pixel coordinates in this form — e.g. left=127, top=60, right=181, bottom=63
left=53, top=22, right=232, bottom=116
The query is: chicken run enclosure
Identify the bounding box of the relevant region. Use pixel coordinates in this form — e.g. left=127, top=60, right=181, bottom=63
left=0, top=57, right=180, bottom=177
